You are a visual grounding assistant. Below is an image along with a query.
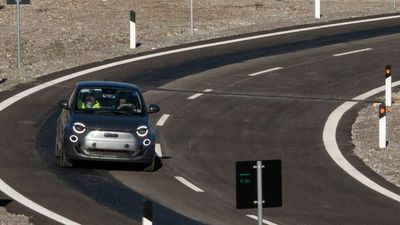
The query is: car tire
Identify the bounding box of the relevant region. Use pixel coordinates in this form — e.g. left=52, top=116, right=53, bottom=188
left=60, top=148, right=73, bottom=168
left=55, top=140, right=61, bottom=159
left=143, top=156, right=156, bottom=172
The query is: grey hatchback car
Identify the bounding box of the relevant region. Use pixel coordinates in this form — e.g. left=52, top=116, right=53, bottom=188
left=55, top=81, right=160, bottom=171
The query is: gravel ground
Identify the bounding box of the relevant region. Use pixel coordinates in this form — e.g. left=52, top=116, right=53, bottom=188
left=0, top=207, right=32, bottom=225
left=0, top=0, right=399, bottom=224
left=352, top=92, right=400, bottom=187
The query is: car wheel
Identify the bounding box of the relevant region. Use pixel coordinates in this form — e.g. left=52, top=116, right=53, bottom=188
left=143, top=156, right=156, bottom=172
left=60, top=148, right=73, bottom=168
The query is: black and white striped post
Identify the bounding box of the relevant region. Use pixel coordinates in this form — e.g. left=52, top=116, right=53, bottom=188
left=379, top=103, right=387, bottom=149
left=142, top=199, right=153, bottom=225
left=130, top=10, right=136, bottom=49
left=385, top=65, right=392, bottom=107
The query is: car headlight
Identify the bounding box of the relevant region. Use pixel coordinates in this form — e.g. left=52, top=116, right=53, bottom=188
left=136, top=126, right=148, bottom=137
left=73, top=122, right=86, bottom=134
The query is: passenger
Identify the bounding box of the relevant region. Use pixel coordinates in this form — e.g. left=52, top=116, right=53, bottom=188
left=78, top=93, right=100, bottom=109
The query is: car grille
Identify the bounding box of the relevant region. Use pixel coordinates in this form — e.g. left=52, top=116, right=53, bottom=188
left=83, top=149, right=141, bottom=159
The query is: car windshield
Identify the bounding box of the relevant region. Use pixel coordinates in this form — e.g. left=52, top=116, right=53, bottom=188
left=74, top=88, right=143, bottom=116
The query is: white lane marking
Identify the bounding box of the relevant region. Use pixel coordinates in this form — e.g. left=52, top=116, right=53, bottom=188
left=0, top=14, right=399, bottom=225
left=333, top=48, right=372, bottom=57
left=246, top=214, right=278, bottom=225
left=155, top=143, right=162, bottom=158
left=323, top=80, right=400, bottom=203
left=0, top=179, right=80, bottom=225
left=248, top=67, right=283, bottom=77
left=187, top=89, right=213, bottom=100
left=187, top=93, right=204, bottom=99
left=156, top=114, right=170, bottom=126
left=142, top=217, right=152, bottom=225
left=175, top=176, right=204, bottom=192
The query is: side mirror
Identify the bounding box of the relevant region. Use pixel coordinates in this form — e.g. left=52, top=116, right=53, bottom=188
left=58, top=100, right=70, bottom=110
left=147, top=104, right=160, bottom=114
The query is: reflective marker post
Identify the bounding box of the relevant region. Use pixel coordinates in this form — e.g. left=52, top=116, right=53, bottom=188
left=130, top=11, right=136, bottom=49
left=315, top=0, right=321, bottom=19
left=385, top=65, right=392, bottom=107
left=379, top=104, right=386, bottom=149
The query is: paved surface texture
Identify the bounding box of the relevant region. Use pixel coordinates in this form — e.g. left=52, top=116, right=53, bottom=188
left=0, top=17, right=400, bottom=224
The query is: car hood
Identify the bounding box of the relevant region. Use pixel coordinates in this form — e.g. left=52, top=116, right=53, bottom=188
left=69, top=113, right=150, bottom=131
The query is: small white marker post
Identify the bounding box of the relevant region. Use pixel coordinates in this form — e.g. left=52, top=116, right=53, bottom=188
left=315, top=0, right=321, bottom=19
left=142, top=199, right=153, bottom=225
left=379, top=104, right=387, bottom=149
left=130, top=10, right=136, bottom=49
left=385, top=65, right=392, bottom=107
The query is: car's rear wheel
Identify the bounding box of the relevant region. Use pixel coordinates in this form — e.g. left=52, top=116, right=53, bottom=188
left=60, top=148, right=73, bottom=168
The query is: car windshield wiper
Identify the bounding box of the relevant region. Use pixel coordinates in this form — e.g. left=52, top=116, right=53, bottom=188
left=96, top=110, right=132, bottom=115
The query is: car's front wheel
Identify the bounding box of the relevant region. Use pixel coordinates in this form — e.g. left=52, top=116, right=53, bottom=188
left=59, top=148, right=73, bottom=168
left=55, top=140, right=61, bottom=159
left=143, top=156, right=156, bottom=172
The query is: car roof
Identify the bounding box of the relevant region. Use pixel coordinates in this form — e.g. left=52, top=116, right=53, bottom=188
left=75, top=81, right=141, bottom=91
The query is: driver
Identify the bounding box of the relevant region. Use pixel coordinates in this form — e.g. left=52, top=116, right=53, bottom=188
left=78, top=93, right=100, bottom=109
left=117, top=97, right=134, bottom=110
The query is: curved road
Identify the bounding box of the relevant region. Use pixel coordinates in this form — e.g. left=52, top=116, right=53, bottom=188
left=1, top=15, right=400, bottom=225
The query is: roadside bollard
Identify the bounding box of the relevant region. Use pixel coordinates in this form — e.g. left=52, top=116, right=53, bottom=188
left=130, top=10, right=136, bottom=49
left=379, top=104, right=386, bottom=149
left=315, top=0, right=321, bottom=19
left=142, top=199, right=153, bottom=225
left=385, top=65, right=392, bottom=107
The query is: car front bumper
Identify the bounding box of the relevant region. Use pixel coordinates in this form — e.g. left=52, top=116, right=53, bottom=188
left=62, top=130, right=155, bottom=164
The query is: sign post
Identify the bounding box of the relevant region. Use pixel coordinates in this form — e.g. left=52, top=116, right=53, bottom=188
left=256, top=161, right=263, bottom=225
left=190, top=0, right=194, bottom=35
left=6, top=0, right=31, bottom=68
left=236, top=160, right=282, bottom=223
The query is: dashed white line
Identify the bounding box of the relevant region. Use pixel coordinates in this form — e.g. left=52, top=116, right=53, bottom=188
left=155, top=143, right=163, bottom=158
left=333, top=48, right=372, bottom=57
left=156, top=114, right=170, bottom=126
left=187, top=89, right=213, bottom=100
left=187, top=93, right=204, bottom=99
left=246, top=215, right=278, bottom=225
left=248, top=67, right=283, bottom=77
left=175, top=176, right=204, bottom=192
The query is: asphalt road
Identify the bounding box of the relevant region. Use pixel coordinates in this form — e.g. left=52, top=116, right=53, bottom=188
left=1, top=15, right=400, bottom=225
